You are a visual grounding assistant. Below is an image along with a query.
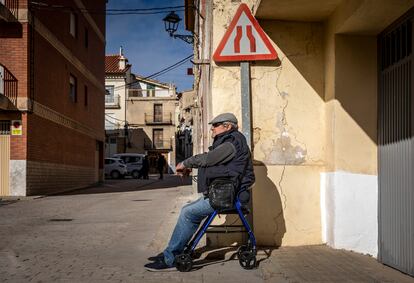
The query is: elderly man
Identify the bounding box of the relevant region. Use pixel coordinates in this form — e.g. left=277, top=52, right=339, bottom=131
left=145, top=113, right=255, bottom=271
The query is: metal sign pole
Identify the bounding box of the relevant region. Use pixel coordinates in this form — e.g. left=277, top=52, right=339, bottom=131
left=240, top=61, right=251, bottom=149
left=241, top=62, right=254, bottom=228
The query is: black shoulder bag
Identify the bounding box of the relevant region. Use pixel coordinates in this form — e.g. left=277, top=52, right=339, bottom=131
left=208, top=159, right=249, bottom=211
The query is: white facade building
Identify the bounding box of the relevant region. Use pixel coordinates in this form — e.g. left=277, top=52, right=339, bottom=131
left=104, top=48, right=134, bottom=157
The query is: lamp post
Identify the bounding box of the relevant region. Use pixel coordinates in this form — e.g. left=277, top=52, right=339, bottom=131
left=163, top=11, right=194, bottom=44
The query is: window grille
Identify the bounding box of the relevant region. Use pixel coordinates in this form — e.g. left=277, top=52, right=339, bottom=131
left=0, top=121, right=11, bottom=135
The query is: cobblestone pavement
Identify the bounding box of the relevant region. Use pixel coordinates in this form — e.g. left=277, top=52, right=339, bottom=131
left=0, top=175, right=413, bottom=282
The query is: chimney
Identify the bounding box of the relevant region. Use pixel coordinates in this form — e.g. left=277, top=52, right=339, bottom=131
left=119, top=46, right=126, bottom=70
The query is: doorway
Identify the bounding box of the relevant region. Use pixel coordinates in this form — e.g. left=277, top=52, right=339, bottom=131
left=0, top=121, right=10, bottom=196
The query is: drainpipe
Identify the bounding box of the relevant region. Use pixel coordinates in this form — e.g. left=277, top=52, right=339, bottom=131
left=124, top=77, right=127, bottom=153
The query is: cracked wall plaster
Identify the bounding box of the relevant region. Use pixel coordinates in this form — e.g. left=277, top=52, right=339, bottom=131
left=263, top=133, right=307, bottom=165
left=250, top=21, right=324, bottom=166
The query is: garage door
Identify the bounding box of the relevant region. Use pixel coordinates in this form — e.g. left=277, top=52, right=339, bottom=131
left=378, top=15, right=414, bottom=276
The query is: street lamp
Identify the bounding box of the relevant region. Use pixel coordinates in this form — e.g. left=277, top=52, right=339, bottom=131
left=163, top=11, right=194, bottom=44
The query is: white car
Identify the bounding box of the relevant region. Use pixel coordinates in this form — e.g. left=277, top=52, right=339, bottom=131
left=112, top=153, right=145, bottom=179
left=104, top=158, right=127, bottom=179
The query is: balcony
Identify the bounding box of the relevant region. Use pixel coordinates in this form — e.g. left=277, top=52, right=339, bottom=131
left=128, top=88, right=173, bottom=98
left=0, top=64, right=18, bottom=110
left=105, top=95, right=121, bottom=109
left=145, top=113, right=173, bottom=125
left=144, top=138, right=173, bottom=150
left=0, top=0, right=19, bottom=22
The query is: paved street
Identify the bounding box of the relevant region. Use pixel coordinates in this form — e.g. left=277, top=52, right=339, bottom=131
left=0, top=175, right=413, bottom=282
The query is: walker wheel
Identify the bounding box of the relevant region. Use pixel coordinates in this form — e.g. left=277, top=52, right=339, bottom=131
left=175, top=253, right=193, bottom=272
left=238, top=246, right=256, bottom=269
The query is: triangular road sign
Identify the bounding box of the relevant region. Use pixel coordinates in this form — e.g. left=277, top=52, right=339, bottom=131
left=213, top=3, right=278, bottom=62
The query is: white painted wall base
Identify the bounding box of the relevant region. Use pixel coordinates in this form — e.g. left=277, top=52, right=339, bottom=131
left=321, top=171, right=378, bottom=257
left=10, top=160, right=27, bottom=196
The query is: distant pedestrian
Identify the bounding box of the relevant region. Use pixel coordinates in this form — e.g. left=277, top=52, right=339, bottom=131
left=141, top=155, right=149, bottom=179
left=157, top=154, right=166, bottom=180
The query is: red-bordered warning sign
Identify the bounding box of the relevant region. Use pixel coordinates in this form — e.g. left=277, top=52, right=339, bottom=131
left=213, top=3, right=278, bottom=62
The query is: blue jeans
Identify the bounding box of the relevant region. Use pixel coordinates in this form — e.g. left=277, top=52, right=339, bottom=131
left=163, top=196, right=214, bottom=266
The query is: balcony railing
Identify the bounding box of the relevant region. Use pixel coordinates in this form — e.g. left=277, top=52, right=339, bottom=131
left=145, top=113, right=173, bottom=125
left=105, top=95, right=121, bottom=108
left=0, top=0, right=19, bottom=22
left=0, top=64, right=18, bottom=109
left=128, top=88, right=172, bottom=98
left=144, top=138, right=173, bottom=150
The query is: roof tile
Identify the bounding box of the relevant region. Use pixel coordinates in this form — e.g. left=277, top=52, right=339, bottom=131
left=105, top=55, right=130, bottom=74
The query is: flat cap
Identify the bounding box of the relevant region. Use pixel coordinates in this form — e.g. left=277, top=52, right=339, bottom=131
left=208, top=113, right=238, bottom=124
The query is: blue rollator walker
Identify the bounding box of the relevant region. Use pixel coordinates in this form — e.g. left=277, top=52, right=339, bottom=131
left=174, top=187, right=257, bottom=272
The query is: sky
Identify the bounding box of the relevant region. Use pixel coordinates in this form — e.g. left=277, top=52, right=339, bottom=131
left=105, top=0, right=194, bottom=92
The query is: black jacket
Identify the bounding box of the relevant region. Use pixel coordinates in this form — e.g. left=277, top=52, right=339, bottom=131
left=183, top=129, right=255, bottom=194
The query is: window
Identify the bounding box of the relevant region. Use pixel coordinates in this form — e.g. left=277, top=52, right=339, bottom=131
left=125, top=156, right=142, bottom=164
left=69, top=74, right=77, bottom=102
left=105, top=85, right=115, bottom=103
left=0, top=120, right=11, bottom=135
left=0, top=65, right=4, bottom=96
left=84, top=85, right=88, bottom=106
left=147, top=84, right=155, bottom=97
left=70, top=12, right=77, bottom=37
left=154, top=104, right=163, bottom=122
left=105, top=113, right=117, bottom=130
left=84, top=27, right=89, bottom=48
left=153, top=129, right=163, bottom=148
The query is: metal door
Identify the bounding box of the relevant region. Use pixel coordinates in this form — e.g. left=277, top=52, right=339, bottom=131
left=154, top=104, right=163, bottom=123
left=153, top=129, right=163, bottom=148
left=378, top=15, right=414, bottom=276
left=0, top=121, right=10, bottom=196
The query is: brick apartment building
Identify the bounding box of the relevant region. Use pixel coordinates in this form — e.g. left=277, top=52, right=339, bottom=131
left=0, top=0, right=106, bottom=196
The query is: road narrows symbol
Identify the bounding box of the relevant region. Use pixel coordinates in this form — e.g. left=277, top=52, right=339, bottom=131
left=246, top=25, right=256, bottom=52
left=233, top=25, right=257, bottom=54
left=234, top=26, right=243, bottom=53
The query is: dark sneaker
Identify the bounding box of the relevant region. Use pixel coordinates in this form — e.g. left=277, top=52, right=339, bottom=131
left=147, top=252, right=164, bottom=261
left=144, top=259, right=175, bottom=272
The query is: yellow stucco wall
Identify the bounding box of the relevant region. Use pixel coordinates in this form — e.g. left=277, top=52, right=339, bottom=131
left=210, top=1, right=325, bottom=246
left=253, top=165, right=323, bottom=246
left=333, top=35, right=377, bottom=175
left=206, top=0, right=394, bottom=248
left=323, top=5, right=379, bottom=174
left=251, top=21, right=325, bottom=246
left=205, top=0, right=414, bottom=247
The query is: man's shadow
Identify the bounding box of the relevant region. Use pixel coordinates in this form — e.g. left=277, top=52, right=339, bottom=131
left=251, top=161, right=286, bottom=247
left=189, top=161, right=286, bottom=269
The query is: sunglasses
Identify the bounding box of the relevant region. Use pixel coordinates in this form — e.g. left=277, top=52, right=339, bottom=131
left=211, top=122, right=226, bottom=128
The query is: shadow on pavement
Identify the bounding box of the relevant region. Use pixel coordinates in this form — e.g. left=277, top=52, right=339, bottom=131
left=56, top=175, right=192, bottom=196
left=0, top=199, right=19, bottom=207
left=190, top=246, right=275, bottom=270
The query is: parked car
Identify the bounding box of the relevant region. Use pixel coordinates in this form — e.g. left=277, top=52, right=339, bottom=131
left=104, top=158, right=127, bottom=179
left=112, top=153, right=145, bottom=178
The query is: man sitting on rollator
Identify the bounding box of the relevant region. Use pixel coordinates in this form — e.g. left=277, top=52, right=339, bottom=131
left=145, top=113, right=255, bottom=271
